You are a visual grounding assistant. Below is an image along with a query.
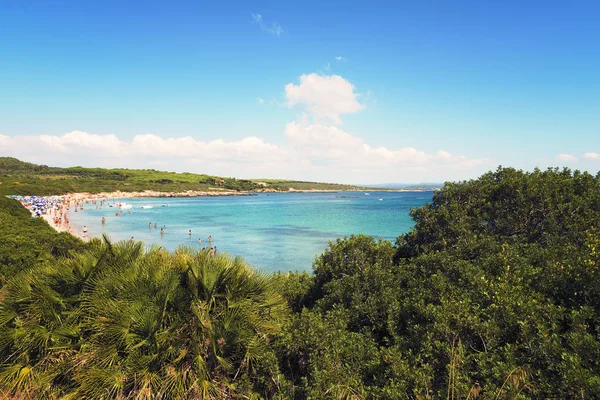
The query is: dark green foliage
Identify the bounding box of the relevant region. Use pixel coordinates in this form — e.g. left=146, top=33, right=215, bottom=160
left=0, top=197, right=85, bottom=285
left=276, top=309, right=381, bottom=399
left=2, top=165, right=600, bottom=398
left=0, top=157, right=48, bottom=172
left=0, top=239, right=289, bottom=398
left=276, top=167, right=600, bottom=399
left=397, top=167, right=600, bottom=257
left=272, top=271, right=313, bottom=312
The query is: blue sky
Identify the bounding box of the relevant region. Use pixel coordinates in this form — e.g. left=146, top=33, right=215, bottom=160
left=1, top=0, right=599, bottom=183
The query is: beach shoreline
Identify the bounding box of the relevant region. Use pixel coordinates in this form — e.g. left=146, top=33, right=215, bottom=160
left=40, top=212, right=69, bottom=233
left=13, top=187, right=434, bottom=241
left=13, top=190, right=259, bottom=241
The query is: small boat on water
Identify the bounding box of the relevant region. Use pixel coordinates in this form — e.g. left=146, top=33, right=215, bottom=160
left=161, top=203, right=171, bottom=207
left=141, top=205, right=153, bottom=209
left=364, top=193, right=370, bottom=196
left=118, top=203, right=133, bottom=210
left=378, top=198, right=383, bottom=201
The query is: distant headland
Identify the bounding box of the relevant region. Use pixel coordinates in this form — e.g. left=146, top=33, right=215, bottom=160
left=0, top=157, right=438, bottom=197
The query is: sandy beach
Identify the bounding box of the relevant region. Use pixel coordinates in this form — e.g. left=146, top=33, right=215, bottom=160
left=40, top=213, right=69, bottom=233
left=15, top=189, right=255, bottom=239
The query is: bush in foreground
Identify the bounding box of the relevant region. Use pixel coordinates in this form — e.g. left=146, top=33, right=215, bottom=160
left=276, top=167, right=600, bottom=399
left=2, top=166, right=600, bottom=399
left=0, top=238, right=289, bottom=399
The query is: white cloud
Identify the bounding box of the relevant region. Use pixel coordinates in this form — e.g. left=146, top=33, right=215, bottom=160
left=257, top=97, right=264, bottom=104
left=285, top=74, right=364, bottom=124
left=251, top=13, right=283, bottom=36
left=285, top=122, right=362, bottom=149
left=131, top=134, right=284, bottom=163
left=556, top=154, right=578, bottom=162
left=335, top=56, right=346, bottom=62
left=584, top=152, right=600, bottom=160
left=0, top=72, right=490, bottom=183
left=1, top=131, right=286, bottom=170
left=283, top=122, right=486, bottom=176
left=1, top=127, right=487, bottom=183
left=285, top=122, right=363, bottom=160
left=1, top=131, right=127, bottom=158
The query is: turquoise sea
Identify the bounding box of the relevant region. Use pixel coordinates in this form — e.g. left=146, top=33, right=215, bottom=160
left=68, top=191, right=432, bottom=272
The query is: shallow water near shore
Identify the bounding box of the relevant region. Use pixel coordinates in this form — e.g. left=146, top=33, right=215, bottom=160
left=68, top=191, right=432, bottom=272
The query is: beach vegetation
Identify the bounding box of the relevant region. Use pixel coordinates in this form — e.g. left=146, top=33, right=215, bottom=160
left=1, top=165, right=600, bottom=398
left=275, top=167, right=600, bottom=398
left=0, top=196, right=85, bottom=286
left=0, top=238, right=289, bottom=398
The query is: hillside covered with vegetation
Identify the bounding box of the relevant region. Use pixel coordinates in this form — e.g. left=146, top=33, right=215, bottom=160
left=0, top=157, right=362, bottom=196
left=1, top=166, right=600, bottom=398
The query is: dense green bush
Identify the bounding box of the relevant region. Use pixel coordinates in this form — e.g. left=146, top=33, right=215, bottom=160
left=0, top=197, right=85, bottom=285
left=2, top=166, right=600, bottom=398
left=0, top=239, right=289, bottom=398
left=276, top=167, right=600, bottom=399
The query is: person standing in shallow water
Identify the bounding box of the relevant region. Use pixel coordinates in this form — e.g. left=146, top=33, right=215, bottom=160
left=208, top=235, right=213, bottom=247
left=130, top=236, right=134, bottom=243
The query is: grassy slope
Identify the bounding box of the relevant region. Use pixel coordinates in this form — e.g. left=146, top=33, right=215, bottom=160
left=0, top=196, right=85, bottom=285
left=0, top=157, right=365, bottom=196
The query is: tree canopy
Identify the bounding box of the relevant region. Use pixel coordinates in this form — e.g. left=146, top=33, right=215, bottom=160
left=2, top=166, right=600, bottom=398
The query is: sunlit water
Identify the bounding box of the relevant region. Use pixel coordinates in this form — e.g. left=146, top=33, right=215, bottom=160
left=68, top=191, right=432, bottom=272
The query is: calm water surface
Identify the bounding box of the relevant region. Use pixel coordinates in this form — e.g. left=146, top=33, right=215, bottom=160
left=68, top=192, right=432, bottom=272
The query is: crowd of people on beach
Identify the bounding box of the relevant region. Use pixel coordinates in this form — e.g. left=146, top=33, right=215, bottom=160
left=11, top=194, right=88, bottom=234
left=12, top=195, right=219, bottom=254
